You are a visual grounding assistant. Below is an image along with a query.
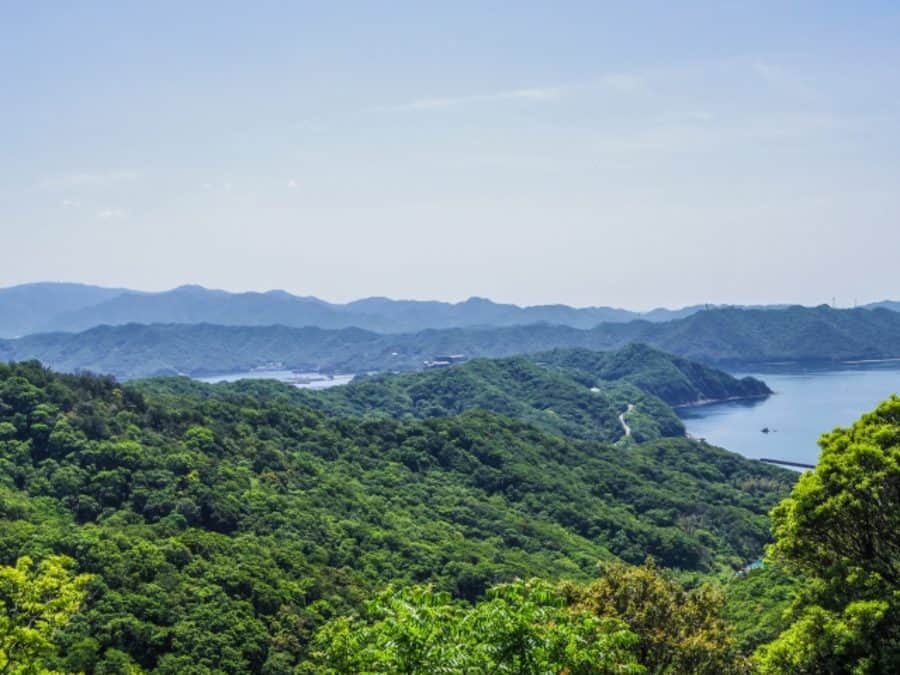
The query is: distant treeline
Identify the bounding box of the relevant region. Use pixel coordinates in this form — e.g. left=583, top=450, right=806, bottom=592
left=3, top=305, right=900, bottom=378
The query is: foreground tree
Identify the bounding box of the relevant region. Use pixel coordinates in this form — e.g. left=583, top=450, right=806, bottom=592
left=756, top=396, right=900, bottom=673
left=567, top=560, right=747, bottom=674
left=0, top=555, right=91, bottom=674
left=303, top=579, right=643, bottom=674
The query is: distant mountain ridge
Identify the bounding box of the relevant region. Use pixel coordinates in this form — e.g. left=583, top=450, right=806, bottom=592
left=4, top=305, right=900, bottom=379
left=2, top=282, right=873, bottom=338
left=0, top=282, right=131, bottom=337
left=866, top=300, right=900, bottom=312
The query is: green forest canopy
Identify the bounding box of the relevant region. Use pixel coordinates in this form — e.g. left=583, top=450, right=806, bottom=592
left=137, top=344, right=770, bottom=445
left=0, top=360, right=792, bottom=672
left=2, top=359, right=898, bottom=673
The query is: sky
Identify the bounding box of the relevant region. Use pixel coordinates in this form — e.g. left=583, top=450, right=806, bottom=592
left=2, top=1, right=899, bottom=310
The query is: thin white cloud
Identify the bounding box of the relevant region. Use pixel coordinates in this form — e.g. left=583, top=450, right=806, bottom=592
left=496, top=87, right=564, bottom=102
left=41, top=170, right=139, bottom=190
left=588, top=112, right=849, bottom=156
left=61, top=199, right=81, bottom=208
left=687, top=110, right=715, bottom=122
left=375, top=74, right=642, bottom=113
left=751, top=60, right=783, bottom=83
left=750, top=60, right=816, bottom=98
left=202, top=181, right=233, bottom=192
left=381, top=86, right=563, bottom=112
left=287, top=179, right=298, bottom=189
left=294, top=119, right=325, bottom=133
left=598, top=73, right=643, bottom=92
left=97, top=208, right=127, bottom=220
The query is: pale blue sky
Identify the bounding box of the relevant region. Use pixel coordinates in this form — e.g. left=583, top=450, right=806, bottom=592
left=2, top=2, right=899, bottom=309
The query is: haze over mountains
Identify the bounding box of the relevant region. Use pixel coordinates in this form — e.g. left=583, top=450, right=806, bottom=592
left=4, top=303, right=900, bottom=379
left=0, top=282, right=799, bottom=337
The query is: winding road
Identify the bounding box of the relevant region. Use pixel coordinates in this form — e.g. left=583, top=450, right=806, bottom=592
left=619, top=403, right=635, bottom=438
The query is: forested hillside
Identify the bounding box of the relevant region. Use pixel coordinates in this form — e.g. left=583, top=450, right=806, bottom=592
left=139, top=345, right=768, bottom=445
left=534, top=345, right=771, bottom=405
left=0, top=361, right=793, bottom=672
left=3, top=306, right=899, bottom=379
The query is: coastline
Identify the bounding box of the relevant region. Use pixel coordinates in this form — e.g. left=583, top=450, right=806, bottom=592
left=673, top=392, right=772, bottom=409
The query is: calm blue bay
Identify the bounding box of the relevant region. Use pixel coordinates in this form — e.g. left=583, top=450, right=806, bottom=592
left=678, top=362, right=900, bottom=467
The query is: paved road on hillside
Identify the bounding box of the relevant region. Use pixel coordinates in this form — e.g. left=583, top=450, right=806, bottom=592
left=619, top=403, right=635, bottom=437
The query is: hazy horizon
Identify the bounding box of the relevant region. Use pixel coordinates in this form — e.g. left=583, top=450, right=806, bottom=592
left=1, top=278, right=888, bottom=314
left=3, top=3, right=899, bottom=309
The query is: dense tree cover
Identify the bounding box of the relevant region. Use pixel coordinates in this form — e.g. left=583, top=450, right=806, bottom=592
left=2, top=358, right=895, bottom=672
left=753, top=396, right=900, bottom=673
left=0, top=361, right=793, bottom=672
left=305, top=561, right=746, bottom=674
left=138, top=347, right=733, bottom=445
left=0, top=555, right=90, bottom=674
left=3, top=305, right=900, bottom=378
left=534, top=345, right=770, bottom=406
left=723, top=564, right=799, bottom=655
left=305, top=396, right=900, bottom=674
left=297, top=344, right=767, bottom=441
left=302, top=579, right=643, bottom=674
left=567, top=560, right=746, bottom=674
left=301, top=360, right=678, bottom=444
left=136, top=345, right=768, bottom=445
